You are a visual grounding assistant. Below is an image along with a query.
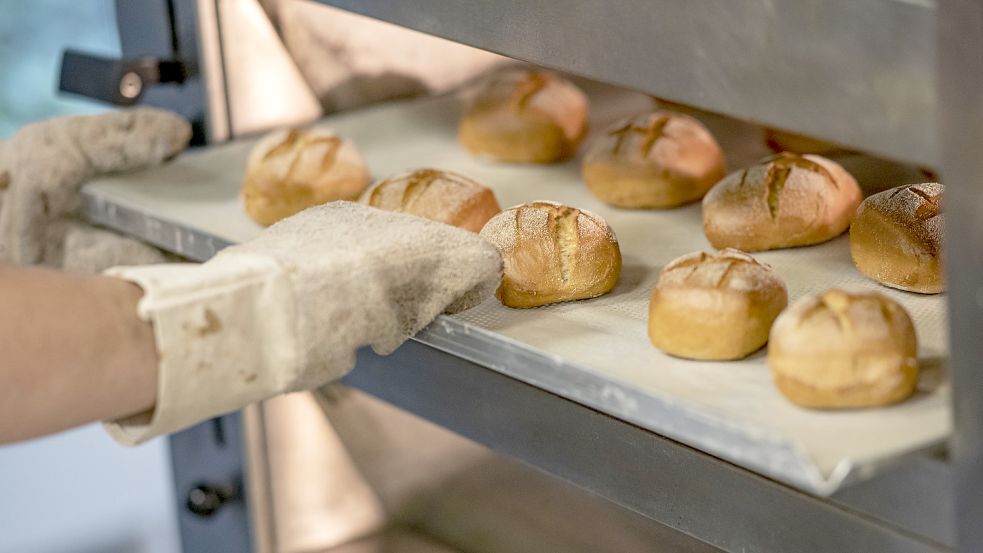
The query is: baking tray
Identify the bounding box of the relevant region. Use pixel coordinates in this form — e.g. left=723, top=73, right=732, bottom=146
left=82, top=81, right=949, bottom=495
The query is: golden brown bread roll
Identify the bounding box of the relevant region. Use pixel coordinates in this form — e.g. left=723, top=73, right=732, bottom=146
left=702, top=153, right=862, bottom=252
left=648, top=249, right=788, bottom=360
left=582, top=112, right=727, bottom=208
left=768, top=289, right=919, bottom=409
left=479, top=201, right=621, bottom=308
left=850, top=183, right=944, bottom=294
left=459, top=69, right=588, bottom=163
left=360, top=168, right=502, bottom=232
left=243, top=128, right=370, bottom=226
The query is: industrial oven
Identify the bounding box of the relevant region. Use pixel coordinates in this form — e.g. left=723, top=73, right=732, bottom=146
left=60, top=1, right=983, bottom=552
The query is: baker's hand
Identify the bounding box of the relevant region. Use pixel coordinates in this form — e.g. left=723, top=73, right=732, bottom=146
left=104, top=202, right=502, bottom=445
left=0, top=108, right=191, bottom=271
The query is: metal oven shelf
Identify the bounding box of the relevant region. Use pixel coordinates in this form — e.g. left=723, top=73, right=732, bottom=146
left=82, top=84, right=948, bottom=501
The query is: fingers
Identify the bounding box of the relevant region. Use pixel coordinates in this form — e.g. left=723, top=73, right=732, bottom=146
left=0, top=108, right=191, bottom=266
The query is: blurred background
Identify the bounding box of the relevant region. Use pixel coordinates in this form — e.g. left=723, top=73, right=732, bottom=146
left=0, top=1, right=181, bottom=551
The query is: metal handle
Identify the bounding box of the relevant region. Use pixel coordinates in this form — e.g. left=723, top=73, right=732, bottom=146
left=59, top=49, right=186, bottom=106
left=186, top=482, right=238, bottom=518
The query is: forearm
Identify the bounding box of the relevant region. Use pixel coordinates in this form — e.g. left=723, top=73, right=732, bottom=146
left=0, top=264, right=158, bottom=444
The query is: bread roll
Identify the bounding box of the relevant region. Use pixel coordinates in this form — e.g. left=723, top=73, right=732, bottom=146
left=243, top=128, right=370, bottom=226
left=582, top=112, right=726, bottom=208
left=648, top=249, right=788, bottom=360
left=459, top=69, right=588, bottom=163
left=702, top=153, right=862, bottom=251
left=768, top=289, right=919, bottom=409
left=850, top=183, right=944, bottom=294
left=360, top=169, right=501, bottom=232
left=479, top=201, right=621, bottom=308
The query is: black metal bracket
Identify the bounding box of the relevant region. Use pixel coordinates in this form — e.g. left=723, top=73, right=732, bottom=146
left=59, top=50, right=187, bottom=106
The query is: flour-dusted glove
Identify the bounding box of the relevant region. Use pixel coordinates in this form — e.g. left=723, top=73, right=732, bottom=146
left=0, top=108, right=191, bottom=270
left=103, top=202, right=503, bottom=445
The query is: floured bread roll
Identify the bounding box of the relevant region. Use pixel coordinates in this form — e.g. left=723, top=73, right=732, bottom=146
left=702, top=153, right=862, bottom=252
left=360, top=168, right=501, bottom=232
left=479, top=201, right=621, bottom=308
left=850, top=183, right=944, bottom=294
left=582, top=111, right=726, bottom=208
left=768, top=289, right=919, bottom=409
left=648, top=249, right=787, bottom=360
left=243, top=128, right=370, bottom=226
left=459, top=69, right=588, bottom=163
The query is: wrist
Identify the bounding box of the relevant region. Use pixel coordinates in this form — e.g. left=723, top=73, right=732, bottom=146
left=103, top=254, right=301, bottom=445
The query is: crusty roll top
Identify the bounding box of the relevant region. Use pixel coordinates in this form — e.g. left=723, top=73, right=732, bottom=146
left=588, top=112, right=725, bottom=182
left=469, top=69, right=588, bottom=142
left=657, top=248, right=784, bottom=295
left=360, top=168, right=501, bottom=232
left=850, top=182, right=944, bottom=294
left=648, top=248, right=788, bottom=360
left=480, top=201, right=621, bottom=308
left=460, top=69, right=589, bottom=163
left=768, top=289, right=919, bottom=408
left=856, top=183, right=943, bottom=254
left=243, top=127, right=370, bottom=226
left=702, top=153, right=861, bottom=251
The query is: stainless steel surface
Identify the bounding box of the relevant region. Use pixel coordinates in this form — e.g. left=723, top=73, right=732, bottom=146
left=169, top=414, right=253, bottom=553
left=315, top=387, right=722, bottom=553
left=102, top=0, right=320, bottom=143
left=937, top=2, right=983, bottom=552
left=82, top=192, right=232, bottom=261
left=115, top=0, right=211, bottom=143
left=316, top=0, right=938, bottom=166
left=831, top=454, right=954, bottom=547
left=243, top=403, right=276, bottom=553
left=343, top=343, right=946, bottom=553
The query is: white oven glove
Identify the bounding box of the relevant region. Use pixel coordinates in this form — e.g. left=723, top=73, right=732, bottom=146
left=0, top=108, right=191, bottom=271
left=103, top=202, right=502, bottom=445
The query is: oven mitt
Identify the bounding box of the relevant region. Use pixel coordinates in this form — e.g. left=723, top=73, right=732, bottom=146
left=0, top=108, right=191, bottom=271
left=103, top=202, right=502, bottom=445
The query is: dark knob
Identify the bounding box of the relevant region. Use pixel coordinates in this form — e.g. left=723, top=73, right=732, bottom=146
left=186, top=482, right=238, bottom=517
left=59, top=49, right=186, bottom=106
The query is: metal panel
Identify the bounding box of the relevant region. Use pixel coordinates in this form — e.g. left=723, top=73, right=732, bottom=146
left=343, top=344, right=947, bottom=553
left=315, top=0, right=937, bottom=166
left=169, top=413, right=253, bottom=553
left=115, top=0, right=212, bottom=142
left=936, top=2, right=983, bottom=552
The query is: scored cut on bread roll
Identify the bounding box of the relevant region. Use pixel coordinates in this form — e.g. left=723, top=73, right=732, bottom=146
left=648, top=249, right=788, bottom=360
left=582, top=111, right=727, bottom=209
left=702, top=153, right=862, bottom=252
left=768, top=289, right=919, bottom=409
left=479, top=201, right=621, bottom=308
left=850, top=183, right=944, bottom=294
left=243, top=128, right=370, bottom=226
left=360, top=168, right=502, bottom=232
left=459, top=69, right=589, bottom=163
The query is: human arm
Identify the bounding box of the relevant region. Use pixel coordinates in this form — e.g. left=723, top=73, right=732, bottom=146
left=0, top=264, right=158, bottom=444
left=0, top=203, right=501, bottom=446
